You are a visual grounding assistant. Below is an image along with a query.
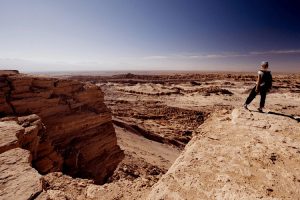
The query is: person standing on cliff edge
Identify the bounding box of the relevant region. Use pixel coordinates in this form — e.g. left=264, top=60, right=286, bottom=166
left=244, top=61, right=273, bottom=112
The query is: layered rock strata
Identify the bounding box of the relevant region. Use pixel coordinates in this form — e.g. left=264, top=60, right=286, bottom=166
left=0, top=70, right=124, bottom=184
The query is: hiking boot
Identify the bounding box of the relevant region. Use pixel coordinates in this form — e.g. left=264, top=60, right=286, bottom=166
left=258, top=108, right=263, bottom=113
left=243, top=104, right=248, bottom=110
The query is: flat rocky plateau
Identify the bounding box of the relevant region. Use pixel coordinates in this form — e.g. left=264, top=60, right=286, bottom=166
left=1, top=71, right=299, bottom=199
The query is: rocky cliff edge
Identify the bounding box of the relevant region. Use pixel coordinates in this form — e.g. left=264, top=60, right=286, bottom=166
left=148, top=108, right=300, bottom=199
left=0, top=70, right=124, bottom=200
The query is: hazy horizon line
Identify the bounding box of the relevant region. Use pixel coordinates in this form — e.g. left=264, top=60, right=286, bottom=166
left=23, top=69, right=300, bottom=75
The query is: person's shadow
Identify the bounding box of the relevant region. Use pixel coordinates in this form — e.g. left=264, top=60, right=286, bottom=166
left=248, top=109, right=300, bottom=122
left=267, top=111, right=300, bottom=122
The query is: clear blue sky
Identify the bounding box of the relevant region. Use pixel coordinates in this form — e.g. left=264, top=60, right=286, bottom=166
left=0, top=0, right=299, bottom=72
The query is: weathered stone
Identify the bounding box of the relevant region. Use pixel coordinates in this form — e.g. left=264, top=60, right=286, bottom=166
left=0, top=73, right=124, bottom=184
left=0, top=121, right=23, bottom=153
left=0, top=148, right=42, bottom=200
left=148, top=108, right=300, bottom=199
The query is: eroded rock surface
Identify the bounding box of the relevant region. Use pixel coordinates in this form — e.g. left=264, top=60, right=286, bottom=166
left=0, top=120, right=43, bottom=200
left=148, top=108, right=300, bottom=199
left=0, top=71, right=123, bottom=185
left=0, top=148, right=43, bottom=200
left=0, top=120, right=23, bottom=153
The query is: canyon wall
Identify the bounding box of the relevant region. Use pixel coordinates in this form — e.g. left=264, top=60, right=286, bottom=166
left=0, top=70, right=124, bottom=184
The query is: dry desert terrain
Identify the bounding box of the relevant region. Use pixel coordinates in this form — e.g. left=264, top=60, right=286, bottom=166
left=1, top=71, right=300, bottom=199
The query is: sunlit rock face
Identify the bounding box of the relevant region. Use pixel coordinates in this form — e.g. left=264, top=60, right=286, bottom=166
left=0, top=70, right=124, bottom=185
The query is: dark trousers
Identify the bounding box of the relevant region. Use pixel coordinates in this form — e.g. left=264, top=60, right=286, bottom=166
left=245, top=86, right=267, bottom=108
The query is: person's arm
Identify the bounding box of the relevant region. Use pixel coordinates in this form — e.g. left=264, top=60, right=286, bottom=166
left=256, top=74, right=261, bottom=92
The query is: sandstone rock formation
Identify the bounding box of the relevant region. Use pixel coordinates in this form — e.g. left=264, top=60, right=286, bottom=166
left=0, top=117, right=44, bottom=200
left=0, top=71, right=124, bottom=187
left=0, top=148, right=43, bottom=200
left=148, top=108, right=300, bottom=199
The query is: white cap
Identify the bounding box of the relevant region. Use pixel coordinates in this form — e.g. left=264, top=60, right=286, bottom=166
left=261, top=61, right=268, bottom=66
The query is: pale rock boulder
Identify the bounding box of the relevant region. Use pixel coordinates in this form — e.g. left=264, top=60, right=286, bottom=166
left=0, top=120, right=23, bottom=153
left=0, top=116, right=56, bottom=200
left=0, top=148, right=43, bottom=200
